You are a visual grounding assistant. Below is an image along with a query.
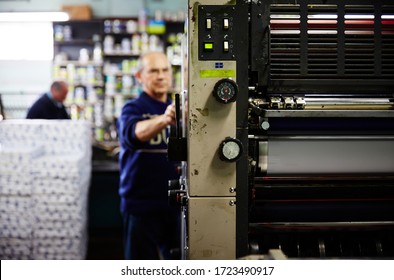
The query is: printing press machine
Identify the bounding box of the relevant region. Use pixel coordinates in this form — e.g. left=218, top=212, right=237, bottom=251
left=168, top=0, right=394, bottom=259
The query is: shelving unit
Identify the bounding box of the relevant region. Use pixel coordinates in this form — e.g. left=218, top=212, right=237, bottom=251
left=52, top=18, right=185, bottom=143
left=52, top=20, right=106, bottom=141
left=101, top=17, right=185, bottom=130
left=102, top=17, right=161, bottom=113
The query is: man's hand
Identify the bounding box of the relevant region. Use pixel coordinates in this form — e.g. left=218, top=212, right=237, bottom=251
left=134, top=103, right=176, bottom=142
left=164, top=103, right=176, bottom=125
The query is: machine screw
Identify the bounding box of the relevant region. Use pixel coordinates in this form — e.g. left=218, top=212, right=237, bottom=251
left=229, top=200, right=236, bottom=206
left=229, top=187, right=236, bottom=193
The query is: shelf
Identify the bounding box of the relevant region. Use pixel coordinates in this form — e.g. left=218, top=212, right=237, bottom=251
left=170, top=88, right=181, bottom=93
left=106, top=92, right=138, bottom=99
left=103, top=32, right=139, bottom=36
left=103, top=51, right=141, bottom=57
left=53, top=60, right=103, bottom=67
left=103, top=31, right=168, bottom=36
left=54, top=39, right=97, bottom=45
left=116, top=93, right=137, bottom=99
left=103, top=71, right=135, bottom=76
left=67, top=81, right=105, bottom=87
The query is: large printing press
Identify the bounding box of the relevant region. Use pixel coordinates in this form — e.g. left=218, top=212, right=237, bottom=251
left=168, top=0, right=394, bottom=259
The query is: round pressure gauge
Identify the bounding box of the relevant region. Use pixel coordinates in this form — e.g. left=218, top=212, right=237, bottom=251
left=219, top=137, right=243, bottom=162
left=213, top=78, right=238, bottom=104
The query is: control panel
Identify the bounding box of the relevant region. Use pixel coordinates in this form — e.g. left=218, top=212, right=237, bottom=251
left=186, top=0, right=248, bottom=260
left=198, top=5, right=236, bottom=60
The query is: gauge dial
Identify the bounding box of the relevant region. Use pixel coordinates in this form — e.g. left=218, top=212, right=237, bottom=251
left=213, top=78, right=238, bottom=103
left=219, top=137, right=243, bottom=162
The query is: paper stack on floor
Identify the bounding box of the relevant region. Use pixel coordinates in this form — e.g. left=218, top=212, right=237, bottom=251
left=0, top=145, right=44, bottom=259
left=0, top=120, right=91, bottom=259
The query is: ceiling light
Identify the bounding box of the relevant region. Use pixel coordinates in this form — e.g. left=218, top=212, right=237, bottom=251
left=0, top=12, right=69, bottom=22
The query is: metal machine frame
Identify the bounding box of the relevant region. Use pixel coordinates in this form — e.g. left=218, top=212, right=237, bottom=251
left=177, top=0, right=394, bottom=259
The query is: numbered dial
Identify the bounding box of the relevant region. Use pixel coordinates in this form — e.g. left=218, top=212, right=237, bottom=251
left=213, top=78, right=238, bottom=104
left=219, top=137, right=243, bottom=162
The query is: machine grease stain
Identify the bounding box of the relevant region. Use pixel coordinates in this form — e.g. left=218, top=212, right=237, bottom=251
left=196, top=108, right=209, bottom=116
left=190, top=113, right=198, bottom=131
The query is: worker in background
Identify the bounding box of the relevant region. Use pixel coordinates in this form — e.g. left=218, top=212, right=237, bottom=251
left=26, top=80, right=70, bottom=119
left=117, top=52, right=180, bottom=260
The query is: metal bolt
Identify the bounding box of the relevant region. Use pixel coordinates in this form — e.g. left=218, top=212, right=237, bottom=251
left=229, top=200, right=236, bottom=206
left=229, top=187, right=236, bottom=193
left=261, top=120, right=270, bottom=130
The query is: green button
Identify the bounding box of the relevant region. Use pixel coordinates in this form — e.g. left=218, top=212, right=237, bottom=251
left=204, top=42, right=214, bottom=50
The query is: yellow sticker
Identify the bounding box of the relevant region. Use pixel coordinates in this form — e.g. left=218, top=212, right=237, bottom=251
left=200, top=69, right=236, bottom=78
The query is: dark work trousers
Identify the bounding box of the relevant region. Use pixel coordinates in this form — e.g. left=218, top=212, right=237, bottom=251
left=122, top=209, right=180, bottom=260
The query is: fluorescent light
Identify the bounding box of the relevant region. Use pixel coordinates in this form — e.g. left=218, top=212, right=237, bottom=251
left=345, top=14, right=374, bottom=19
left=0, top=12, right=69, bottom=22
left=270, top=15, right=301, bottom=19
left=308, top=14, right=338, bottom=19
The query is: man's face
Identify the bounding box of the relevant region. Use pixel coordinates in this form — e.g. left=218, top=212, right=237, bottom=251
left=137, top=53, right=172, bottom=97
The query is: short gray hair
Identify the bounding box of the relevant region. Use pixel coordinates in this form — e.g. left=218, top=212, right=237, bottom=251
left=50, top=80, right=67, bottom=92
left=136, top=51, right=169, bottom=73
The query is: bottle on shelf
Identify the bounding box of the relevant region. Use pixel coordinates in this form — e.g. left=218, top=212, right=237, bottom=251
left=126, top=19, right=138, bottom=33
left=103, top=35, right=115, bottom=53
left=54, top=25, right=64, bottom=42
left=131, top=34, right=141, bottom=54
left=79, top=48, right=90, bottom=64
left=93, top=43, right=103, bottom=63
left=63, top=25, right=72, bottom=41
left=138, top=8, right=148, bottom=33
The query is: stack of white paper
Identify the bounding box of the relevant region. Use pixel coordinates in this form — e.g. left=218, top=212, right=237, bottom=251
left=0, top=120, right=92, bottom=260
left=0, top=145, right=43, bottom=259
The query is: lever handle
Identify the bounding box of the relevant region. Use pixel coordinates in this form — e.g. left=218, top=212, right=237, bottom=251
left=175, top=93, right=181, bottom=139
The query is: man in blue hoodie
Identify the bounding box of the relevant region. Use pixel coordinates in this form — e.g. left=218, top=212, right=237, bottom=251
left=26, top=80, right=70, bottom=119
left=117, top=52, right=180, bottom=259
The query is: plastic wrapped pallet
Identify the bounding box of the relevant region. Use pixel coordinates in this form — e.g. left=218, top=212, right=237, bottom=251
left=0, top=238, right=32, bottom=260
left=0, top=120, right=92, bottom=260
left=0, top=120, right=91, bottom=159
left=0, top=144, right=43, bottom=260
left=0, top=175, right=33, bottom=196
left=0, top=120, right=42, bottom=143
